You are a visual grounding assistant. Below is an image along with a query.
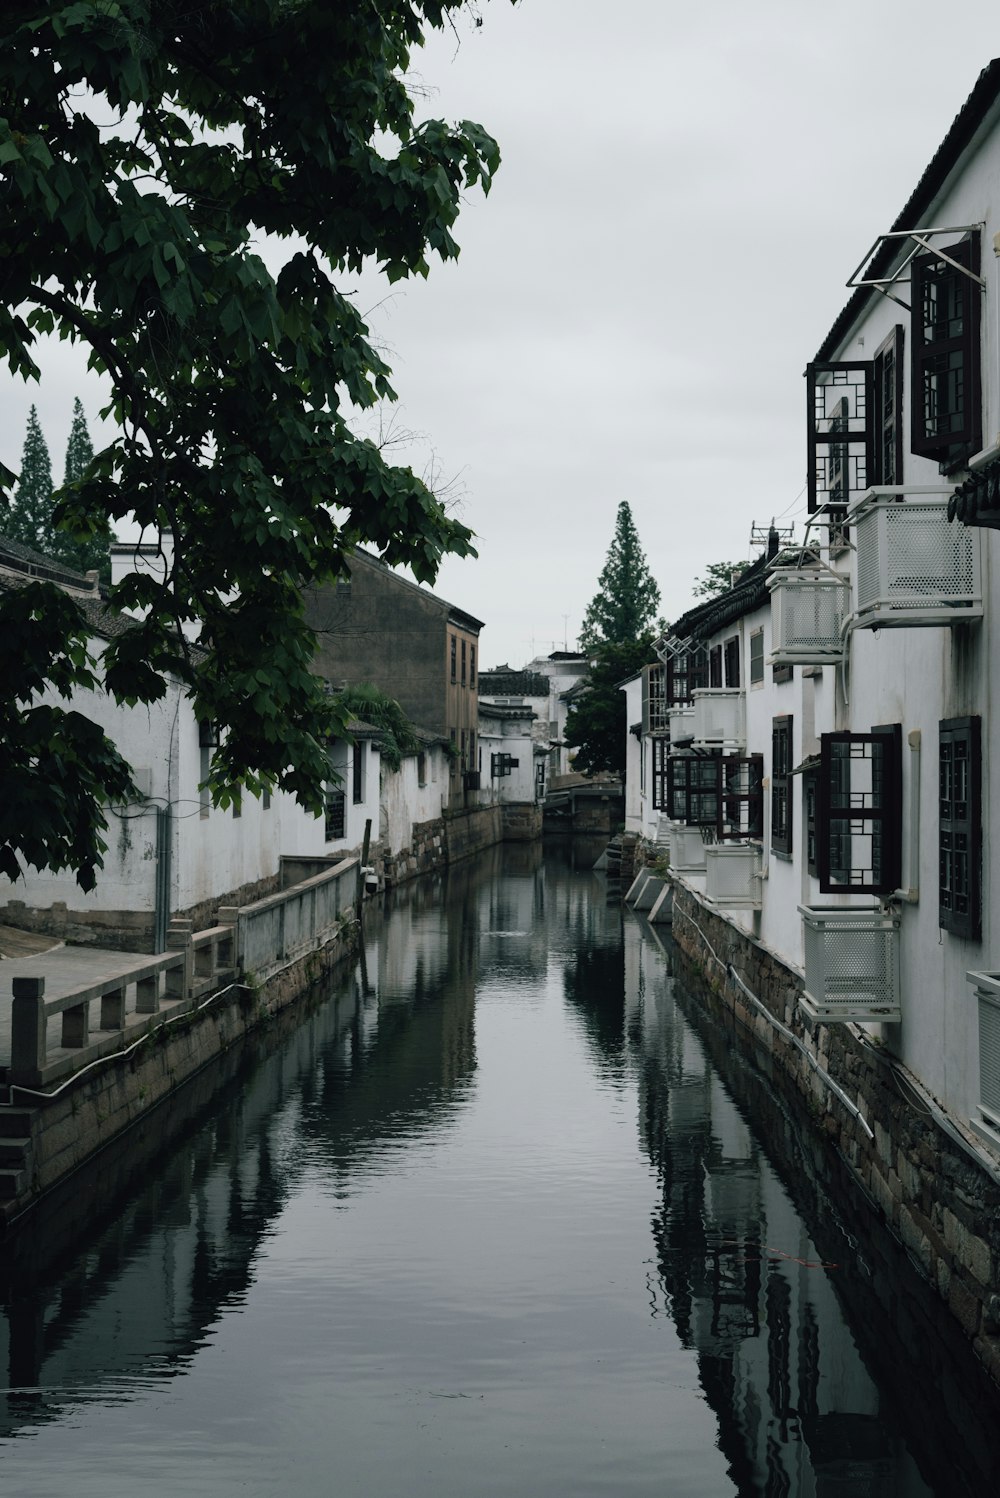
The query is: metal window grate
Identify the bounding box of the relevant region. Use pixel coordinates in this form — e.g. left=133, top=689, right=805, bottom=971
left=800, top=906, right=901, bottom=1022
left=706, top=844, right=762, bottom=907
left=852, top=494, right=982, bottom=625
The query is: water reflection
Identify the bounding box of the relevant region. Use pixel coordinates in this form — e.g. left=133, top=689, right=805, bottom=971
left=0, top=847, right=995, bottom=1498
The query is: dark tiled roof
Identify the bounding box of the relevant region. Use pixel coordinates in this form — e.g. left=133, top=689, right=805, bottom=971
left=948, top=457, right=1000, bottom=524
left=0, top=533, right=97, bottom=590
left=816, top=59, right=1000, bottom=361
left=669, top=533, right=782, bottom=642
left=478, top=669, right=550, bottom=696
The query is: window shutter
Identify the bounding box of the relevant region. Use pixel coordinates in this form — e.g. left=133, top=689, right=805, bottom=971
left=939, top=716, right=981, bottom=939
left=911, top=235, right=981, bottom=464
left=817, top=727, right=902, bottom=895
left=771, top=717, right=793, bottom=855
left=872, top=325, right=905, bottom=485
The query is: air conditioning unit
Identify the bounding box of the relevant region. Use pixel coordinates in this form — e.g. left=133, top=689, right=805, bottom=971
left=690, top=689, right=745, bottom=750
left=799, top=905, right=900, bottom=1023
left=669, top=822, right=707, bottom=872
left=705, top=843, right=762, bottom=907
left=849, top=488, right=982, bottom=628
left=768, top=569, right=852, bottom=664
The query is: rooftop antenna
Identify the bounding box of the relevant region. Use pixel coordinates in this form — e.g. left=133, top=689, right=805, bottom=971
left=749, top=516, right=795, bottom=551
left=562, top=614, right=569, bottom=651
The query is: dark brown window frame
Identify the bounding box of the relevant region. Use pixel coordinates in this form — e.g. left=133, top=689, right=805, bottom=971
left=939, top=715, right=981, bottom=939
left=872, top=324, right=905, bottom=486
left=709, top=645, right=723, bottom=689
left=817, top=726, right=902, bottom=895
left=666, top=645, right=709, bottom=705
left=806, top=360, right=875, bottom=541
left=723, top=635, right=740, bottom=689
left=352, top=742, right=364, bottom=804
left=911, top=234, right=981, bottom=468
left=749, top=629, right=764, bottom=685
left=771, top=716, right=793, bottom=856
left=652, top=736, right=669, bottom=811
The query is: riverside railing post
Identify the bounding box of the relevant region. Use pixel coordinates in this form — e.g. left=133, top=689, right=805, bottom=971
left=11, top=976, right=46, bottom=1082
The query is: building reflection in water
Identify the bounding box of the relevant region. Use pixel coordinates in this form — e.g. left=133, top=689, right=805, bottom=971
left=0, top=855, right=489, bottom=1440
left=0, top=847, right=996, bottom=1497
left=620, top=917, right=997, bottom=1498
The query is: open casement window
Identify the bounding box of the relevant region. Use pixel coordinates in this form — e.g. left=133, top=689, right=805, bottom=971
left=709, top=645, right=723, bottom=689
left=666, top=644, right=708, bottom=705
left=807, top=361, right=874, bottom=539
left=719, top=755, right=763, bottom=841
left=911, top=234, right=981, bottom=467
left=771, top=716, right=793, bottom=856
left=817, top=727, right=902, bottom=895
left=667, top=753, right=720, bottom=827
left=723, top=636, right=740, bottom=688
left=939, top=716, right=981, bottom=939
left=641, top=663, right=667, bottom=733
left=872, top=325, right=905, bottom=485
left=652, top=736, right=669, bottom=810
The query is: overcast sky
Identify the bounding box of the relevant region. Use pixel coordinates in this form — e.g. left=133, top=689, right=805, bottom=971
left=3, top=1, right=999, bottom=667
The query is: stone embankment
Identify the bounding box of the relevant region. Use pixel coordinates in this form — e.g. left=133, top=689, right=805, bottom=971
left=668, top=876, right=1000, bottom=1395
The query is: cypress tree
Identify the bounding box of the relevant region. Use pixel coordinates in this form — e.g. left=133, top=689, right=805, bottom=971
left=579, top=501, right=661, bottom=650
left=56, top=397, right=112, bottom=580
left=5, top=404, right=54, bottom=550
left=63, top=395, right=94, bottom=485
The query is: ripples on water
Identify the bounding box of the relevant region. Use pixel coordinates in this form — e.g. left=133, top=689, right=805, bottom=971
left=0, top=840, right=997, bottom=1496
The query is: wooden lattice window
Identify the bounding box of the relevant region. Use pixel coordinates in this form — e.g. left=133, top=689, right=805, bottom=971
left=911, top=235, right=981, bottom=466
left=939, top=716, right=981, bottom=939
left=666, top=645, right=708, bottom=705
left=667, top=753, right=720, bottom=827
left=817, top=728, right=902, bottom=895
left=642, top=663, right=668, bottom=732
left=325, top=786, right=346, bottom=841
left=652, top=737, right=669, bottom=811
left=872, top=325, right=904, bottom=485
left=749, top=629, right=764, bottom=685
left=719, top=755, right=763, bottom=841
left=771, top=716, right=792, bottom=856
left=724, top=636, right=740, bottom=688
left=709, top=645, right=723, bottom=689
left=806, top=361, right=874, bottom=539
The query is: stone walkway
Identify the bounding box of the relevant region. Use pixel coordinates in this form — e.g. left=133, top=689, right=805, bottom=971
left=0, top=940, right=171, bottom=1070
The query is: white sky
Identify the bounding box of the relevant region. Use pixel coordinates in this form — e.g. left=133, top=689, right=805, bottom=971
left=3, top=1, right=999, bottom=666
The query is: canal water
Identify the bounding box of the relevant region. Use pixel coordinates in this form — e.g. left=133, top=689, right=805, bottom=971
left=1, top=842, right=998, bottom=1496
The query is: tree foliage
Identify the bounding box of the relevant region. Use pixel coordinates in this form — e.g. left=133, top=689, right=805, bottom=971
left=0, top=0, right=506, bottom=886
left=5, top=404, right=55, bottom=550
left=564, top=635, right=657, bottom=782
left=333, top=682, right=421, bottom=774
left=692, top=560, right=747, bottom=600
left=579, top=502, right=660, bottom=651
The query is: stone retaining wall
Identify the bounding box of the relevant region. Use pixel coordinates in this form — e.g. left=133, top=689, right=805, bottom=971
left=2, top=919, right=360, bottom=1228
left=670, top=877, right=1000, bottom=1393
left=500, top=803, right=543, bottom=841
